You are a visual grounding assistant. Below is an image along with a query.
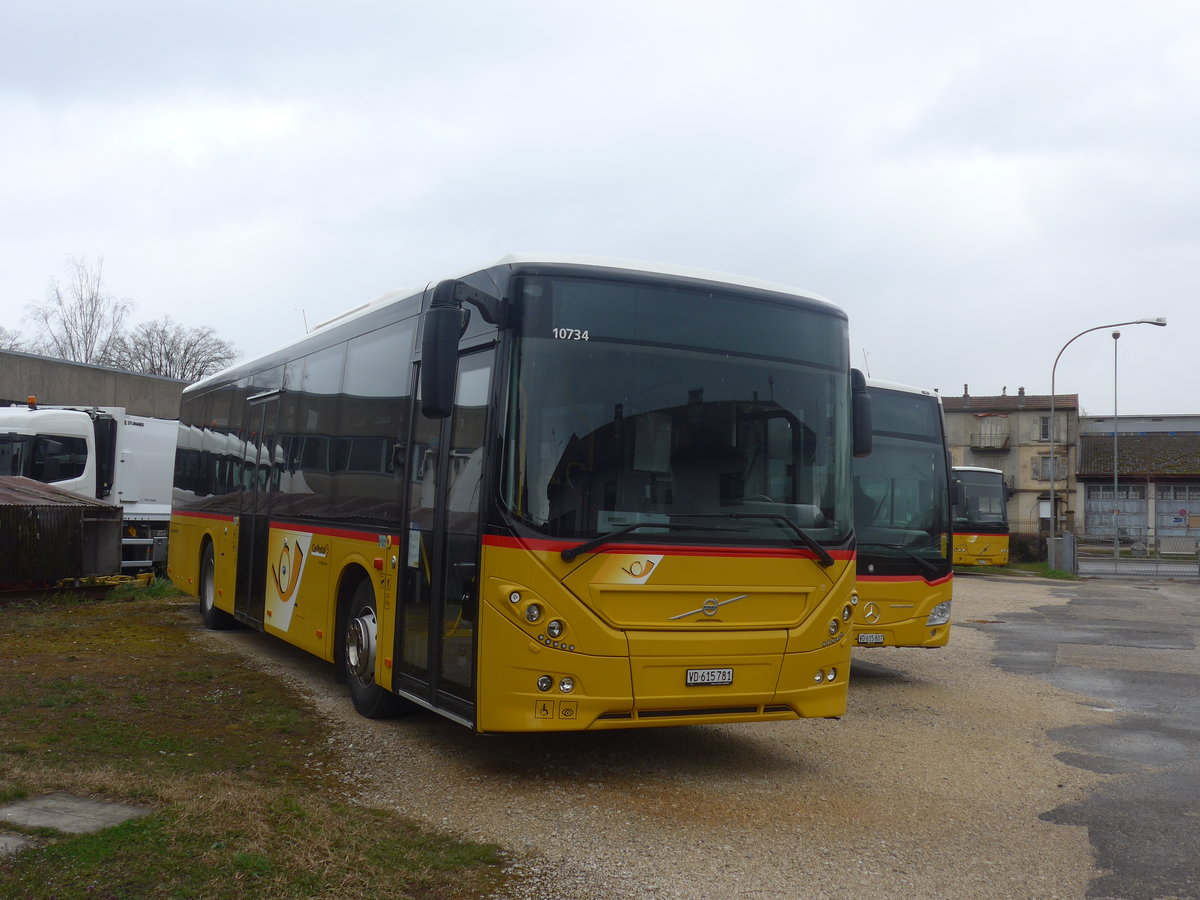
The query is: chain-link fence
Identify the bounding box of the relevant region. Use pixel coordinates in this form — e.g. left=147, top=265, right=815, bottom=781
left=1072, top=531, right=1200, bottom=577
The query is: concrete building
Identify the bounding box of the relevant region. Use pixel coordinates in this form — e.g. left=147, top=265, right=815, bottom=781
left=942, top=386, right=1080, bottom=537
left=1077, top=415, right=1200, bottom=546
left=0, top=349, right=184, bottom=419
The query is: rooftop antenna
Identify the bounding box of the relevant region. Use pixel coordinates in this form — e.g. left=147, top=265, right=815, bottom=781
left=861, top=349, right=871, bottom=377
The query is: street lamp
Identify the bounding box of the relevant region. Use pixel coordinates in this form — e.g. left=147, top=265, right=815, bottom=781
left=1113, top=331, right=1120, bottom=561
left=1048, top=317, right=1167, bottom=569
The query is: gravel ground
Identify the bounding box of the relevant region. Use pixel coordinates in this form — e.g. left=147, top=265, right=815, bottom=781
left=202, top=576, right=1109, bottom=899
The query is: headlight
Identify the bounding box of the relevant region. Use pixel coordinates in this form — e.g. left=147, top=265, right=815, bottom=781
left=525, top=603, right=543, bottom=623
left=926, top=600, right=952, bottom=627
left=825, top=668, right=837, bottom=683
left=828, top=619, right=840, bottom=636
left=546, top=619, right=564, bottom=639
left=842, top=605, right=853, bottom=622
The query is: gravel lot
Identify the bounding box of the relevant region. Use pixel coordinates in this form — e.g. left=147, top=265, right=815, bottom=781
left=204, top=576, right=1109, bottom=899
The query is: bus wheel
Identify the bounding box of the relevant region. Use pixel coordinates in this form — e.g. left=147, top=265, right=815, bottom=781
left=343, top=579, right=410, bottom=718
left=198, top=544, right=235, bottom=630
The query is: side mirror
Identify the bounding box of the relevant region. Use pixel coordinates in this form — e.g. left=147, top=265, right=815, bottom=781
left=420, top=299, right=466, bottom=419
left=851, top=368, right=872, bottom=458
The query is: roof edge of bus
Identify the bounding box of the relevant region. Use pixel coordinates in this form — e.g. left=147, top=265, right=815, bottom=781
left=952, top=465, right=1006, bottom=474
left=866, top=377, right=939, bottom=397
left=489, top=253, right=836, bottom=305
left=187, top=286, right=425, bottom=393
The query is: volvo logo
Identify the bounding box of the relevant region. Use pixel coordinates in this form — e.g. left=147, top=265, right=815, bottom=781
left=670, top=594, right=748, bottom=620
left=863, top=602, right=881, bottom=624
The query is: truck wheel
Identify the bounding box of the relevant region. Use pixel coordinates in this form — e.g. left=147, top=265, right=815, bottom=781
left=343, top=578, right=410, bottom=718
left=199, top=544, right=235, bottom=630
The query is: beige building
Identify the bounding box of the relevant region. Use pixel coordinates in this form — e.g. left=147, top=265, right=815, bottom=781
left=941, top=386, right=1080, bottom=537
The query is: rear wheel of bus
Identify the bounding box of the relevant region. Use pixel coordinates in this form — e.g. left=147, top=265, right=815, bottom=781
left=198, top=543, right=235, bottom=630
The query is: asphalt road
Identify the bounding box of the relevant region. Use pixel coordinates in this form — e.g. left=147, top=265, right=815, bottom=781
left=965, top=573, right=1200, bottom=900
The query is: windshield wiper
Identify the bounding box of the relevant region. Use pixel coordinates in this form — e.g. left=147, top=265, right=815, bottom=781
left=686, top=512, right=835, bottom=568
left=859, top=539, right=945, bottom=577
left=560, top=522, right=727, bottom=562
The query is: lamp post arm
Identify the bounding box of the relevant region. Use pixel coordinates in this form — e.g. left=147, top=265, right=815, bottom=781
left=1047, top=317, right=1166, bottom=569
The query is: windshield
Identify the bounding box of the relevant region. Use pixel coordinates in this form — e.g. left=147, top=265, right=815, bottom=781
left=854, top=388, right=950, bottom=566
left=0, top=435, right=30, bottom=476
left=953, top=470, right=1008, bottom=527
left=0, top=433, right=88, bottom=482
left=501, top=273, right=852, bottom=546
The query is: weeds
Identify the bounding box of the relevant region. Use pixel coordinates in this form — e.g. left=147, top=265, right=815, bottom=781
left=0, top=582, right=510, bottom=899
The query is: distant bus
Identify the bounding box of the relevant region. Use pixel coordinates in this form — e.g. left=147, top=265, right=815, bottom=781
left=169, top=255, right=872, bottom=732
left=951, top=466, right=1010, bottom=566
left=852, top=380, right=952, bottom=649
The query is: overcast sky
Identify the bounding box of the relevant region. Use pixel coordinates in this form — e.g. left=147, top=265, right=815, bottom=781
left=2, top=2, right=1197, bottom=416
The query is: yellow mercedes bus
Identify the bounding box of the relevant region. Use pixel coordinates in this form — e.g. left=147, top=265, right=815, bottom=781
left=169, top=255, right=871, bottom=732
left=951, top=466, right=1010, bottom=566
left=851, top=380, right=952, bottom=649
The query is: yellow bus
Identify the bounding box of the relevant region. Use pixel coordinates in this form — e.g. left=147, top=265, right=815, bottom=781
left=951, top=466, right=1010, bottom=566
left=851, top=380, right=952, bottom=649
left=169, top=256, right=871, bottom=732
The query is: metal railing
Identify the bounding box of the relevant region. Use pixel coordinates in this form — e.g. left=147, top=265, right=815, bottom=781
left=1072, top=530, right=1200, bottom=577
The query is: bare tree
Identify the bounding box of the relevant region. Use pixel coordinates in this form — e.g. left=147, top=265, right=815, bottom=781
left=25, top=255, right=131, bottom=364
left=106, top=316, right=239, bottom=382
left=0, top=326, right=25, bottom=351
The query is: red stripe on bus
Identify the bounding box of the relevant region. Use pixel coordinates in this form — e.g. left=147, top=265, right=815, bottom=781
left=174, top=511, right=236, bottom=523
left=268, top=522, right=397, bottom=543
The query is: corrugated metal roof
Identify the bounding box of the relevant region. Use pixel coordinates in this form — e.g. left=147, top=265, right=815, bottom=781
left=0, top=476, right=119, bottom=509
left=1078, top=434, right=1200, bottom=477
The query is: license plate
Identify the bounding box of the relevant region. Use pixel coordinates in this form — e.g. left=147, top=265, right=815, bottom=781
left=857, top=633, right=885, bottom=645
left=686, top=668, right=734, bottom=686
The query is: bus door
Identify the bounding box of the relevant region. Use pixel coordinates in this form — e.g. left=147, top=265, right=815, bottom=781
left=396, top=349, right=493, bottom=723
left=235, top=390, right=281, bottom=625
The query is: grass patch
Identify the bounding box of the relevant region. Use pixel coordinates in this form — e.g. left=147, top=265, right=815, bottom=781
left=955, top=561, right=1081, bottom=580
left=0, top=583, right=510, bottom=899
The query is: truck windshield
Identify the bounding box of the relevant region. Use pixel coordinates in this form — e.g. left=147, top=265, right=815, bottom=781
left=0, top=433, right=88, bottom=482
left=502, top=273, right=852, bottom=547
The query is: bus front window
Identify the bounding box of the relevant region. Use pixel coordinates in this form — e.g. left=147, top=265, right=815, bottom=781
left=502, top=275, right=852, bottom=548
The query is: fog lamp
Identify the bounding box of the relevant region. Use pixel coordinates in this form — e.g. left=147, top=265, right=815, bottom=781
left=825, top=668, right=837, bottom=683
left=536, top=675, right=553, bottom=692
left=559, top=676, right=575, bottom=693
left=813, top=671, right=825, bottom=684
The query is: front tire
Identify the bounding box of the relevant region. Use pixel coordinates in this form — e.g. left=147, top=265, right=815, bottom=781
left=198, top=544, right=235, bottom=630
left=343, top=578, right=410, bottom=718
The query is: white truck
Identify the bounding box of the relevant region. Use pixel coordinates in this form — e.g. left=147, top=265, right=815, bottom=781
left=0, top=400, right=178, bottom=573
